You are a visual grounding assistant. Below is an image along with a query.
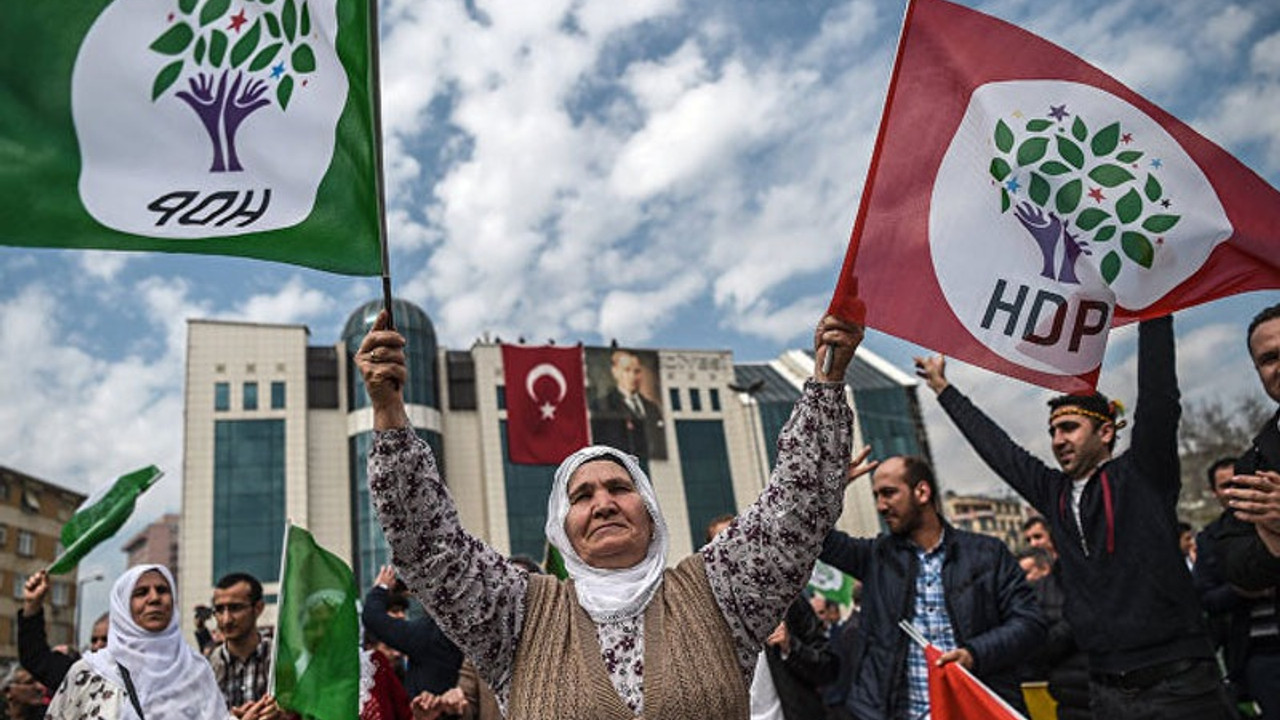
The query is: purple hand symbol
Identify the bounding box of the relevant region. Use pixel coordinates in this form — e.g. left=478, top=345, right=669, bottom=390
left=1014, top=202, right=1063, bottom=280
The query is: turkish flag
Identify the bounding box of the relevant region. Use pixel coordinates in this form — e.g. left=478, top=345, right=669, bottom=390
left=501, top=344, right=590, bottom=465
left=924, top=645, right=1028, bottom=720
left=829, top=0, right=1280, bottom=391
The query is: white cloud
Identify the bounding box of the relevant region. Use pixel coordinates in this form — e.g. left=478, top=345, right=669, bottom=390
left=77, top=251, right=131, bottom=282
left=1203, top=5, right=1258, bottom=59
left=233, top=276, right=338, bottom=325
left=1254, top=31, right=1280, bottom=77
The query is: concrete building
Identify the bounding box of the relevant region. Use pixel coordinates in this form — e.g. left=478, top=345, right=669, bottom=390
left=179, top=299, right=929, bottom=632
left=122, top=512, right=181, bottom=583
left=943, top=491, right=1032, bottom=550
left=0, top=466, right=86, bottom=661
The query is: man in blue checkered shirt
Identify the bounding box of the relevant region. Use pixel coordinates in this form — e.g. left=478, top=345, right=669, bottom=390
left=819, top=455, right=1045, bottom=720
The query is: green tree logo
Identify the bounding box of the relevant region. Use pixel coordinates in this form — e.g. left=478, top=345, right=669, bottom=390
left=988, top=106, right=1181, bottom=285
left=149, top=0, right=318, bottom=172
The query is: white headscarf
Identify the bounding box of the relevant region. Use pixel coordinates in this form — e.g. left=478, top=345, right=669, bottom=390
left=544, top=445, right=670, bottom=623
left=82, top=564, right=226, bottom=720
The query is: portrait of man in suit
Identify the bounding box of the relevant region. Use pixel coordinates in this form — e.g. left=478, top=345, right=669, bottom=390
left=588, top=347, right=667, bottom=460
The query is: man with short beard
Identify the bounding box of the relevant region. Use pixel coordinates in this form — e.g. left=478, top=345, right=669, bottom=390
left=916, top=315, right=1234, bottom=718
left=819, top=455, right=1044, bottom=720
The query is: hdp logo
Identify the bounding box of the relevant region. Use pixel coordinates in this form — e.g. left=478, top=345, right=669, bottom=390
left=989, top=110, right=1181, bottom=286
left=73, top=0, right=348, bottom=238
left=930, top=81, right=1230, bottom=376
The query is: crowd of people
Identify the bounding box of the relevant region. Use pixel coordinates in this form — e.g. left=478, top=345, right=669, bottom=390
left=6, top=303, right=1280, bottom=719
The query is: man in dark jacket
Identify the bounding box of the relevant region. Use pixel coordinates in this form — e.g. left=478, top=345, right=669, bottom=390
left=819, top=454, right=1045, bottom=720
left=915, top=315, right=1234, bottom=718
left=1197, top=456, right=1279, bottom=719
left=1221, top=303, right=1280, bottom=588
left=362, top=565, right=464, bottom=698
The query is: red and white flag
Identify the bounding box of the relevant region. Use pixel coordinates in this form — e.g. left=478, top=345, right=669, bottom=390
left=901, top=621, right=1029, bottom=720
left=924, top=644, right=1028, bottom=720
left=501, top=344, right=590, bottom=465
left=829, top=0, right=1280, bottom=391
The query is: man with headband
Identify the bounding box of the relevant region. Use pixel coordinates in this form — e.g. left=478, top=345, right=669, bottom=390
left=914, top=315, right=1234, bottom=719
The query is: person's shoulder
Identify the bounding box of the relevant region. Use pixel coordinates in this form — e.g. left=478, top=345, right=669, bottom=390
left=951, top=528, right=1012, bottom=555
left=61, top=657, right=117, bottom=690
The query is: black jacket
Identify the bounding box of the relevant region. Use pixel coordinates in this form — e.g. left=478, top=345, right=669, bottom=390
left=819, top=524, right=1045, bottom=720
left=937, top=316, right=1214, bottom=674
left=1197, top=510, right=1280, bottom=691
left=764, top=597, right=840, bottom=720
left=1026, top=570, right=1092, bottom=719
left=362, top=586, right=464, bottom=696
left=17, top=608, right=75, bottom=691
left=1223, top=409, right=1280, bottom=589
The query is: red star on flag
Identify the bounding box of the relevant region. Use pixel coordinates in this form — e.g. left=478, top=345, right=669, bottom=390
left=228, top=9, right=248, bottom=32
left=1088, top=187, right=1105, bottom=203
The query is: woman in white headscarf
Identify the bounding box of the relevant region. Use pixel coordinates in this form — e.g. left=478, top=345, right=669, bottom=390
left=359, top=312, right=868, bottom=719
left=46, top=564, right=276, bottom=720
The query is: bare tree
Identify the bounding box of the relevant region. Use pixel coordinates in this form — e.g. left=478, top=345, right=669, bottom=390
left=1177, top=395, right=1271, bottom=527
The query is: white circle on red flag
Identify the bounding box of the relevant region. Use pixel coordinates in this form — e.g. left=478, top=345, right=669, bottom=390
left=930, top=80, right=1231, bottom=375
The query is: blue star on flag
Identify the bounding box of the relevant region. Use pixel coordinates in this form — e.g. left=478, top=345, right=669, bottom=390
left=1151, top=158, right=1163, bottom=169
left=271, top=63, right=286, bottom=79
left=1048, top=104, right=1069, bottom=121
left=1005, top=178, right=1020, bottom=193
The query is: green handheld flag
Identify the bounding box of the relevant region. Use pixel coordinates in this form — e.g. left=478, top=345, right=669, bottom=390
left=545, top=543, right=569, bottom=580
left=0, top=0, right=380, bottom=275
left=271, top=523, right=360, bottom=720
left=48, top=466, right=164, bottom=575
left=807, top=559, right=854, bottom=607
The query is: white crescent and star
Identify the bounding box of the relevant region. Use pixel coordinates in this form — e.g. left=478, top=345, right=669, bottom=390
left=525, top=363, right=568, bottom=421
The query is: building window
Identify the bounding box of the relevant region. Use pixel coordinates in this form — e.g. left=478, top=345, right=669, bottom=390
left=0, top=523, right=7, bottom=548
left=17, top=530, right=35, bottom=557
left=689, top=388, right=703, bottom=412
left=214, top=382, right=230, bottom=411
left=213, top=420, right=285, bottom=583
left=668, top=388, right=682, bottom=412
left=51, top=582, right=69, bottom=608
left=270, top=381, right=286, bottom=409
left=499, top=422, right=556, bottom=561
left=675, top=420, right=737, bottom=545
left=12, top=575, right=24, bottom=600
left=243, top=382, right=259, bottom=411
left=709, top=388, right=721, bottom=412
left=496, top=386, right=507, bottom=410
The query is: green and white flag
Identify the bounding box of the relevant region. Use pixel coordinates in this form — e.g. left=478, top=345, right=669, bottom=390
left=1, top=0, right=380, bottom=275
left=271, top=523, right=360, bottom=720
left=808, top=559, right=854, bottom=607
left=48, top=465, right=163, bottom=575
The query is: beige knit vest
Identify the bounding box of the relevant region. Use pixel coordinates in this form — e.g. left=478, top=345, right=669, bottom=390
left=508, top=554, right=749, bottom=719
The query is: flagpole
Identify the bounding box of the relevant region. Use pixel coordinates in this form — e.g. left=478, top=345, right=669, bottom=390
left=367, top=0, right=395, bottom=330
left=267, top=518, right=294, bottom=697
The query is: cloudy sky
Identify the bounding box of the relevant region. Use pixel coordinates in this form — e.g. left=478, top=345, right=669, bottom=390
left=3, top=0, right=1278, bottom=628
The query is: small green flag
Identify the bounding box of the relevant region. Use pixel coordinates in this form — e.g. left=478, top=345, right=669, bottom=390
left=1, top=0, right=380, bottom=275
left=545, top=543, right=569, bottom=580
left=272, top=523, right=360, bottom=720
left=807, top=559, right=854, bottom=607
left=48, top=466, right=163, bottom=575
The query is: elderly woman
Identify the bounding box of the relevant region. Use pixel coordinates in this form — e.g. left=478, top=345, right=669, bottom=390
left=45, top=565, right=276, bottom=720
left=359, top=313, right=864, bottom=718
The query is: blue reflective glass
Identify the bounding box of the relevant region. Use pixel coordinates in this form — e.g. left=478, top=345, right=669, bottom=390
left=213, top=420, right=284, bottom=583
left=675, top=420, right=736, bottom=546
